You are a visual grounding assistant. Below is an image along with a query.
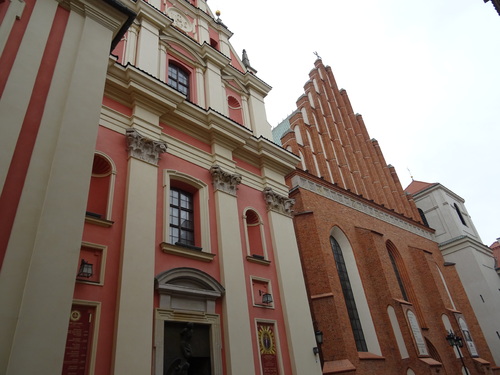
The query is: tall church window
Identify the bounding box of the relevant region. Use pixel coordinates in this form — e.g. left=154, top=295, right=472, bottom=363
left=168, top=63, right=189, bottom=97
left=330, top=236, right=368, bottom=352
left=388, top=248, right=408, bottom=301
left=169, top=188, right=194, bottom=246
left=453, top=203, right=467, bottom=226
left=418, top=208, right=429, bottom=227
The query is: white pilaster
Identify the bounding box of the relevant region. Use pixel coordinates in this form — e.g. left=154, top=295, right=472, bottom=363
left=263, top=188, right=322, bottom=375
left=0, top=0, right=58, bottom=192
left=136, top=17, right=159, bottom=76
left=124, top=23, right=138, bottom=65
left=0, top=0, right=26, bottom=57
left=0, top=4, right=126, bottom=373
left=113, top=129, right=166, bottom=375
left=241, top=95, right=250, bottom=129
left=197, top=17, right=209, bottom=45
left=219, top=33, right=230, bottom=57
left=204, top=60, right=224, bottom=112
left=196, top=66, right=206, bottom=108
left=211, top=165, right=255, bottom=375
left=247, top=88, right=272, bottom=139
left=159, top=43, right=167, bottom=82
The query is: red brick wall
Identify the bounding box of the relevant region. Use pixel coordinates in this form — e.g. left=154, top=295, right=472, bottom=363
left=288, top=170, right=494, bottom=375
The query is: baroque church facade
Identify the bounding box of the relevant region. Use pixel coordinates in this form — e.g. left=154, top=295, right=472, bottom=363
left=0, top=0, right=320, bottom=374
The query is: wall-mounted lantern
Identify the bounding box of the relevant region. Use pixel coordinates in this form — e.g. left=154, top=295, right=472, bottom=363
left=77, top=259, right=93, bottom=278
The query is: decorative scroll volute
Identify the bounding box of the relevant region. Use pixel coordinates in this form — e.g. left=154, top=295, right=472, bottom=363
left=126, top=128, right=167, bottom=165
left=210, top=165, right=242, bottom=196
left=263, top=187, right=295, bottom=216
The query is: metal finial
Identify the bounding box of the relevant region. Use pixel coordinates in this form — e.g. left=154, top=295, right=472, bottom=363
left=314, top=51, right=321, bottom=60
left=407, top=168, right=414, bottom=181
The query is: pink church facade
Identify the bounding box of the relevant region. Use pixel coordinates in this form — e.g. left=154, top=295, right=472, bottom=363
left=0, top=0, right=321, bottom=374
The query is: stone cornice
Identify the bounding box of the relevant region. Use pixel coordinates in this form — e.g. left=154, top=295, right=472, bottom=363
left=263, top=187, right=295, bottom=217
left=126, top=128, right=167, bottom=165
left=210, top=165, right=241, bottom=196
left=439, top=235, right=494, bottom=258
left=290, top=174, right=434, bottom=240
left=104, top=63, right=297, bottom=190
left=106, top=62, right=185, bottom=114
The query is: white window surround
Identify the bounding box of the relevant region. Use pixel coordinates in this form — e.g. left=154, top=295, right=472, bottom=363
left=154, top=268, right=224, bottom=375
left=85, top=151, right=116, bottom=226
left=294, top=125, right=304, bottom=146
left=254, top=319, right=284, bottom=375
left=387, top=305, right=409, bottom=359
left=331, top=226, right=381, bottom=355
left=243, top=207, right=268, bottom=260
left=250, top=276, right=274, bottom=309
left=77, top=241, right=107, bottom=286
left=162, top=169, right=210, bottom=252
left=435, top=264, right=456, bottom=310
left=442, top=314, right=462, bottom=359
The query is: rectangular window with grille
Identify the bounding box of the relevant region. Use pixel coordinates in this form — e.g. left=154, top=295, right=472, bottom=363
left=170, top=188, right=194, bottom=246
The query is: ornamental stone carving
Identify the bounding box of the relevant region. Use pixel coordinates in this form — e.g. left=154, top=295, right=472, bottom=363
left=126, top=128, right=167, bottom=165
left=167, top=8, right=194, bottom=33
left=210, top=165, right=241, bottom=196
left=263, top=187, right=295, bottom=216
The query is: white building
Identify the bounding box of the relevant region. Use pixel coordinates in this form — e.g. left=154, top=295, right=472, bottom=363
left=406, top=180, right=500, bottom=365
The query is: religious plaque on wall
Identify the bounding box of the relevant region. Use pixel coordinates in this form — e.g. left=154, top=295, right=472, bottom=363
left=258, top=322, right=279, bottom=375
left=403, top=307, right=429, bottom=356
left=62, top=305, right=94, bottom=375
left=456, top=315, right=479, bottom=357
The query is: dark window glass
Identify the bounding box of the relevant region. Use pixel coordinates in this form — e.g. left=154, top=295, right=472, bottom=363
left=388, top=251, right=408, bottom=301
left=170, top=188, right=194, bottom=246
left=168, top=64, right=189, bottom=97
left=418, top=208, right=429, bottom=227
left=330, top=236, right=368, bottom=352
left=453, top=203, right=467, bottom=227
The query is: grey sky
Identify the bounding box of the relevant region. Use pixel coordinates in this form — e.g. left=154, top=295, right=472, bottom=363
left=211, top=0, right=500, bottom=245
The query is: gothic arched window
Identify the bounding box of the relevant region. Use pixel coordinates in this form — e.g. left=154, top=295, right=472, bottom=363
left=330, top=235, right=368, bottom=352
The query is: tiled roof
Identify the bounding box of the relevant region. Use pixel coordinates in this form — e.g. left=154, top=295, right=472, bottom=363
left=404, top=180, right=437, bottom=196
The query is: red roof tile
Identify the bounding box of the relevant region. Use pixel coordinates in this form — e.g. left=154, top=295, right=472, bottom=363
left=404, top=180, right=437, bottom=196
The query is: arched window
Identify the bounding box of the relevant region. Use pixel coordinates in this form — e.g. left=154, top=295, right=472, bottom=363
left=293, top=125, right=304, bottom=145
left=387, top=305, right=409, bottom=359
left=227, top=96, right=243, bottom=124
left=386, top=241, right=427, bottom=329
left=386, top=242, right=408, bottom=301
left=418, top=208, right=429, bottom=227
left=168, top=62, right=189, bottom=98
left=243, top=209, right=266, bottom=260
left=330, top=227, right=381, bottom=354
left=425, top=338, right=442, bottom=363
left=453, top=203, right=467, bottom=226
left=86, top=152, right=116, bottom=223
left=330, top=235, right=367, bottom=352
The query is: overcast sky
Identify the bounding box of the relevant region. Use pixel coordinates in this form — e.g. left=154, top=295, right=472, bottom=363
left=210, top=0, right=500, bottom=245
